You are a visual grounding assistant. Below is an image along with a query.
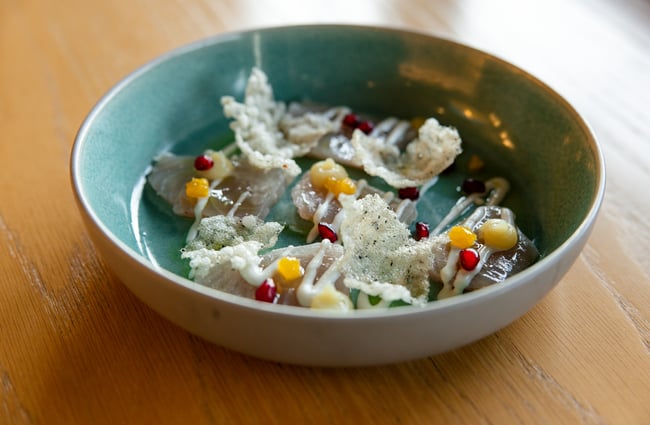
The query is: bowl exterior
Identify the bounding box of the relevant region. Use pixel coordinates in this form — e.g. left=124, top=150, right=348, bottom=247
left=76, top=195, right=597, bottom=366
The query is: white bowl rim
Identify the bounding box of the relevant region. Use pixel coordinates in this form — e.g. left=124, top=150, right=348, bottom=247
left=70, top=23, right=606, bottom=321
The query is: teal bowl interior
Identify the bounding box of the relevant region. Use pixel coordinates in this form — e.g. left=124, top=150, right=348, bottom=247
left=73, top=25, right=602, bottom=285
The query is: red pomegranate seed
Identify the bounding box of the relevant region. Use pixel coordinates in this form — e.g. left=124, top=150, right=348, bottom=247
left=461, top=178, right=486, bottom=195
left=459, top=248, right=480, bottom=271
left=342, top=113, right=359, bottom=128
left=415, top=222, right=430, bottom=241
left=398, top=186, right=420, bottom=200
left=357, top=120, right=374, bottom=134
left=318, top=222, right=338, bottom=242
left=194, top=154, right=214, bottom=171
left=255, top=279, right=277, bottom=303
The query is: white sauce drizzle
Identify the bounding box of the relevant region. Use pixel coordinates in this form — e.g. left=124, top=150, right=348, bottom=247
left=385, top=120, right=411, bottom=146
left=370, top=117, right=398, bottom=137
left=419, top=176, right=439, bottom=198
left=221, top=142, right=238, bottom=156
left=369, top=117, right=411, bottom=147
left=325, top=106, right=351, bottom=123
left=296, top=240, right=335, bottom=306
left=431, top=177, right=510, bottom=235
left=226, top=190, right=251, bottom=218
left=306, top=192, right=335, bottom=243
left=440, top=248, right=461, bottom=286
left=186, top=178, right=223, bottom=243
left=296, top=241, right=349, bottom=310
left=231, top=244, right=313, bottom=288
left=394, top=199, right=412, bottom=221
left=331, top=206, right=347, bottom=235
left=236, top=256, right=278, bottom=287
left=382, top=191, right=395, bottom=203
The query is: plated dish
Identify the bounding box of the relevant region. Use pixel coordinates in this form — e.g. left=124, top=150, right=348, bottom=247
left=146, top=67, right=539, bottom=310
left=71, top=25, right=604, bottom=366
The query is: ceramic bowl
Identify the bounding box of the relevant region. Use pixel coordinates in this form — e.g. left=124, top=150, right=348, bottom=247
left=71, top=25, right=605, bottom=366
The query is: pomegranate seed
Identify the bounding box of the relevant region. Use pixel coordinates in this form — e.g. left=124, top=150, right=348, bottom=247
left=415, top=222, right=430, bottom=241
left=342, top=113, right=359, bottom=128
left=461, top=178, right=486, bottom=195
left=357, top=120, right=374, bottom=134
left=459, top=248, right=480, bottom=271
left=398, top=186, right=420, bottom=200
left=194, top=154, right=214, bottom=171
left=318, top=222, right=338, bottom=242
left=255, top=279, right=277, bottom=303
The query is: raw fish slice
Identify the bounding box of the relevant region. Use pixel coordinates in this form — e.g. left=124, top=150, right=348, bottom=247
left=307, top=115, right=418, bottom=167
left=307, top=133, right=359, bottom=167
left=191, top=257, right=258, bottom=300
left=291, top=172, right=417, bottom=229
left=351, top=118, right=462, bottom=188
left=465, top=239, right=538, bottom=291
left=261, top=242, right=347, bottom=306
left=291, top=172, right=341, bottom=224
left=147, top=153, right=290, bottom=219
left=280, top=102, right=350, bottom=148
left=183, top=241, right=346, bottom=307
left=146, top=154, right=195, bottom=216
left=430, top=206, right=538, bottom=294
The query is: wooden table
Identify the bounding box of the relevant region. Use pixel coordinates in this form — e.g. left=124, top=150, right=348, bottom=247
left=2, top=0, right=649, bottom=423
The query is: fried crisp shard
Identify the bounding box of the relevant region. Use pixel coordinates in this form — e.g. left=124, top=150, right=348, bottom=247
left=184, top=215, right=283, bottom=252
left=337, top=194, right=444, bottom=306
left=351, top=118, right=462, bottom=188
left=221, top=68, right=300, bottom=176
left=182, top=214, right=283, bottom=289
left=221, top=68, right=288, bottom=153
left=234, top=133, right=302, bottom=177
left=221, top=68, right=343, bottom=177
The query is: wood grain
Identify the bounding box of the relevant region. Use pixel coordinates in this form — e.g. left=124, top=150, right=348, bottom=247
left=1, top=0, right=649, bottom=423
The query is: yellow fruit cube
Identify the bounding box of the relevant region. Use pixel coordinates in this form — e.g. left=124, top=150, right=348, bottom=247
left=336, top=177, right=357, bottom=195
left=185, top=177, right=210, bottom=199
left=276, top=257, right=304, bottom=281
left=448, top=225, right=477, bottom=249
left=324, top=176, right=357, bottom=196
